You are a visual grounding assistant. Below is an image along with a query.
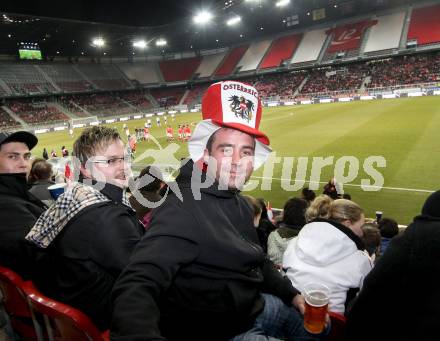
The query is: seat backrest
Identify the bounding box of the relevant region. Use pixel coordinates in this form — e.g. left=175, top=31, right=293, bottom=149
left=0, top=265, right=42, bottom=341
left=22, top=281, right=107, bottom=341
left=0, top=265, right=32, bottom=317
left=328, top=311, right=346, bottom=341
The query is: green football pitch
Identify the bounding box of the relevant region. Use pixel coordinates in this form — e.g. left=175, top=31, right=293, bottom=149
left=32, top=96, right=440, bottom=225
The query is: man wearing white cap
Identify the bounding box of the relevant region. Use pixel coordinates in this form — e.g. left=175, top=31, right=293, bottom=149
left=111, top=81, right=317, bottom=340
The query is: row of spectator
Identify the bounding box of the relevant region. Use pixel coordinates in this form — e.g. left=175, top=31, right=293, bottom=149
left=8, top=99, right=68, bottom=124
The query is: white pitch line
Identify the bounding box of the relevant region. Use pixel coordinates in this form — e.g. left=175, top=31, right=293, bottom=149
left=251, top=176, right=435, bottom=193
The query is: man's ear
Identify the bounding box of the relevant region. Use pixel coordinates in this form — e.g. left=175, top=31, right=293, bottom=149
left=342, top=219, right=352, bottom=228
left=80, top=164, right=92, bottom=179
left=203, top=148, right=210, bottom=163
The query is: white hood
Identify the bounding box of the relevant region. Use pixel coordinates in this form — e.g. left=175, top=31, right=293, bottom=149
left=283, top=220, right=373, bottom=313
left=295, top=221, right=359, bottom=267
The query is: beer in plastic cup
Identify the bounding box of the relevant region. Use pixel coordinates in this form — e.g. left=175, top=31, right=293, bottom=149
left=375, top=211, right=383, bottom=222
left=303, top=283, right=330, bottom=334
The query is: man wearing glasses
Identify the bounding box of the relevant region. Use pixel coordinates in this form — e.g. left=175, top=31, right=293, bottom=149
left=26, top=126, right=144, bottom=330
left=0, top=131, right=47, bottom=277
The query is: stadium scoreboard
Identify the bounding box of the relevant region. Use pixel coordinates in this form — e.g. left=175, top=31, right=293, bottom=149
left=18, top=42, right=42, bottom=60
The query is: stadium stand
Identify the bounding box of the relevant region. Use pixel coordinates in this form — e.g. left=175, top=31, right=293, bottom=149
left=58, top=95, right=90, bottom=117
left=2, top=3, right=440, bottom=130
left=159, top=57, right=202, bottom=82
left=182, top=84, right=210, bottom=106
left=75, top=64, right=132, bottom=91
left=364, top=12, right=405, bottom=54
left=214, top=45, right=249, bottom=76
left=300, top=64, right=368, bottom=95
left=322, top=20, right=376, bottom=61
left=7, top=99, right=69, bottom=124
left=118, top=90, right=152, bottom=111
left=290, top=28, right=327, bottom=65
left=0, top=64, right=57, bottom=96
left=407, top=4, right=440, bottom=46
left=150, top=87, right=186, bottom=108
left=259, top=33, right=303, bottom=69
left=118, top=62, right=162, bottom=85
left=39, top=64, right=94, bottom=93
left=195, top=51, right=227, bottom=78
left=367, top=53, right=440, bottom=89
left=62, top=93, right=135, bottom=117
left=327, top=20, right=376, bottom=53
left=254, top=72, right=307, bottom=99
left=0, top=84, right=9, bottom=97
left=236, top=40, right=272, bottom=72
left=0, top=107, right=20, bottom=128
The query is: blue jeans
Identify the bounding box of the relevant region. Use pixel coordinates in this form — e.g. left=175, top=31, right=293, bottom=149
left=230, top=294, right=325, bottom=341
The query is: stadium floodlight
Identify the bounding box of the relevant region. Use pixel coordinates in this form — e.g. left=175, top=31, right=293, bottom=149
left=193, top=11, right=213, bottom=24
left=92, top=37, right=105, bottom=47
left=133, top=40, right=147, bottom=49
left=275, top=0, right=290, bottom=7
left=156, top=39, right=167, bottom=47
left=226, top=16, right=241, bottom=26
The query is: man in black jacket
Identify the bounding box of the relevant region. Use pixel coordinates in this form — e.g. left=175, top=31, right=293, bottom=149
left=26, top=126, right=144, bottom=330
left=0, top=131, right=46, bottom=277
left=345, top=190, right=440, bottom=341
left=111, top=81, right=313, bottom=340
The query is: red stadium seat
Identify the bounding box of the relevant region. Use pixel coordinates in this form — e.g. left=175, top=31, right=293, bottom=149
left=327, top=311, right=346, bottom=341
left=22, top=281, right=109, bottom=341
left=0, top=265, right=43, bottom=341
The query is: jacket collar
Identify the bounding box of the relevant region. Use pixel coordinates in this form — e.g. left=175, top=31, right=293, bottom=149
left=0, top=173, right=47, bottom=209
left=0, top=173, right=29, bottom=196
left=79, top=178, right=125, bottom=203
left=101, top=182, right=125, bottom=203
left=313, top=218, right=365, bottom=250
left=176, top=159, right=237, bottom=199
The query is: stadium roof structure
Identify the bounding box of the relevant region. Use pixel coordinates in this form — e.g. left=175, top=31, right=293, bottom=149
left=0, top=0, right=414, bottom=58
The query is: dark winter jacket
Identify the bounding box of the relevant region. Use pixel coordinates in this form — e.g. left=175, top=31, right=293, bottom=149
left=29, top=179, right=55, bottom=206
left=0, top=173, right=46, bottom=277
left=346, top=190, right=440, bottom=341
left=32, top=182, right=144, bottom=331
left=111, top=160, right=299, bottom=340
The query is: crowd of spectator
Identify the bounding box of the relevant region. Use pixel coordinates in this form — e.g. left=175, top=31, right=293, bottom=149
left=8, top=99, right=68, bottom=124
left=1, top=51, right=440, bottom=129
left=150, top=88, right=186, bottom=108
left=183, top=84, right=209, bottom=106
left=254, top=71, right=307, bottom=99
left=0, top=107, right=19, bottom=128
left=117, top=90, right=152, bottom=111
left=59, top=93, right=135, bottom=117
left=367, top=53, right=440, bottom=88
left=300, top=64, right=369, bottom=95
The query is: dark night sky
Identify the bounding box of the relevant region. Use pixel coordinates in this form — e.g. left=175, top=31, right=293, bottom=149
left=0, top=0, right=213, bottom=27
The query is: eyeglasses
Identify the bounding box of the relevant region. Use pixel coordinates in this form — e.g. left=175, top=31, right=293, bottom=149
left=90, top=156, right=132, bottom=166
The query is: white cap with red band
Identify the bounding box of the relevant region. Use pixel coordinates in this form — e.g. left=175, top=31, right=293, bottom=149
left=188, top=80, right=272, bottom=170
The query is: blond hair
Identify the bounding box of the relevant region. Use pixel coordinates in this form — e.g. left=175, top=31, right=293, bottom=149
left=73, top=126, right=121, bottom=165
left=329, top=199, right=363, bottom=224
left=305, top=195, right=333, bottom=222
left=242, top=195, right=262, bottom=217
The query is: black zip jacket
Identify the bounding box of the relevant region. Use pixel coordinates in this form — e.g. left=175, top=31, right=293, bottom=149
left=111, top=160, right=299, bottom=341
left=33, top=181, right=144, bottom=330
left=0, top=173, right=46, bottom=278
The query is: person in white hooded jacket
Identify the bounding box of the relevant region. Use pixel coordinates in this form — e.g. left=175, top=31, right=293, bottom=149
left=283, top=198, right=373, bottom=314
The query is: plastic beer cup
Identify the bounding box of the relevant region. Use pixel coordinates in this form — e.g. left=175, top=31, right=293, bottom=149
left=303, top=283, right=330, bottom=334
left=48, top=183, right=67, bottom=200
left=375, top=211, right=383, bottom=223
